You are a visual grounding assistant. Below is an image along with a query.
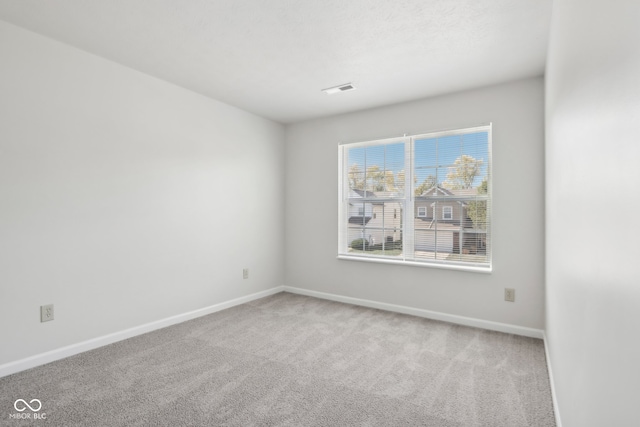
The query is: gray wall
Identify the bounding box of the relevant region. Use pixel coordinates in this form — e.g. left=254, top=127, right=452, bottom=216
left=285, top=77, right=545, bottom=329
left=545, top=0, right=640, bottom=425
left=0, top=21, right=285, bottom=365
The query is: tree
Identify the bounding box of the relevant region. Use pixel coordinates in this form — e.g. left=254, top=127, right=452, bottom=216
left=366, top=165, right=386, bottom=191
left=467, top=178, right=487, bottom=229
left=383, top=170, right=396, bottom=191
left=395, top=170, right=405, bottom=192
left=414, top=175, right=437, bottom=196
left=350, top=164, right=405, bottom=193
left=443, top=155, right=483, bottom=189
left=348, top=164, right=364, bottom=190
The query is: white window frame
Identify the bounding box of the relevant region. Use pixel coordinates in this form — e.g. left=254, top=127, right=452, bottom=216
left=442, top=206, right=453, bottom=220
left=417, top=206, right=427, bottom=217
left=338, top=124, right=492, bottom=273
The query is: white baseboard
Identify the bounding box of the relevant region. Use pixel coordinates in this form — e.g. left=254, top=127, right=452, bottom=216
left=0, top=286, right=285, bottom=378
left=543, top=332, right=563, bottom=427
left=283, top=286, right=544, bottom=339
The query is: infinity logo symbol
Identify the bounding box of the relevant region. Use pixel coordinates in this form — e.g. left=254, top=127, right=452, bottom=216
left=14, top=399, right=42, bottom=412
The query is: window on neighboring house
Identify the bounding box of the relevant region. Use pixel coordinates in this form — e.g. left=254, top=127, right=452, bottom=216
left=358, top=207, right=364, bottom=216
left=443, top=206, right=453, bottom=220
left=338, top=124, right=491, bottom=271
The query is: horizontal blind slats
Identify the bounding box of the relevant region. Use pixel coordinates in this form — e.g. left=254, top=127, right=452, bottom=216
left=339, top=125, right=491, bottom=269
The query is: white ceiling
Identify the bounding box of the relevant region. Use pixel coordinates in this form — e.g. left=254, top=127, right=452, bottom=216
left=0, top=0, right=552, bottom=124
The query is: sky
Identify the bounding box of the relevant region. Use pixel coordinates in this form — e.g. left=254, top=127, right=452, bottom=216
left=347, top=131, right=489, bottom=191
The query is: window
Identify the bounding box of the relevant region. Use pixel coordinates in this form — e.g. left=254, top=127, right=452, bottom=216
left=338, top=124, right=491, bottom=271
left=442, top=206, right=453, bottom=220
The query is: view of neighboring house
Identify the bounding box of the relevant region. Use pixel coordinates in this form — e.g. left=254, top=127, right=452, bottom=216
left=347, top=189, right=373, bottom=221
left=348, top=184, right=487, bottom=258
left=415, top=185, right=487, bottom=256
left=347, top=189, right=402, bottom=248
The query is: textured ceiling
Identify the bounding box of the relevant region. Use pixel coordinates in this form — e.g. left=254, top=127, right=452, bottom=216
left=0, top=0, right=552, bottom=124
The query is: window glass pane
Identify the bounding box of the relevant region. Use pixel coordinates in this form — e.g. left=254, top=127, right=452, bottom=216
left=346, top=201, right=403, bottom=258
left=446, top=231, right=488, bottom=264
left=416, top=133, right=488, bottom=191
left=411, top=130, right=490, bottom=265
left=347, top=146, right=367, bottom=195
left=346, top=142, right=405, bottom=198
left=340, top=126, right=490, bottom=269
left=443, top=206, right=453, bottom=219
left=414, top=167, right=438, bottom=196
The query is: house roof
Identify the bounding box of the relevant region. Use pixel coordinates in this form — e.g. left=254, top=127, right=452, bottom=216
left=350, top=188, right=370, bottom=198
left=449, top=188, right=479, bottom=197
left=348, top=216, right=372, bottom=225
left=349, top=188, right=401, bottom=203
left=417, top=184, right=479, bottom=197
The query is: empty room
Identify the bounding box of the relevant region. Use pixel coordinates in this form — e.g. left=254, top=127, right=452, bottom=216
left=0, top=1, right=638, bottom=426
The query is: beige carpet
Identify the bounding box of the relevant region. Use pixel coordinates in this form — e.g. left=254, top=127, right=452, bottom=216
left=0, top=292, right=555, bottom=426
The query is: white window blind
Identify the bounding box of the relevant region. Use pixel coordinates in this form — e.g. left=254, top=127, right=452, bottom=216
left=338, top=125, right=491, bottom=271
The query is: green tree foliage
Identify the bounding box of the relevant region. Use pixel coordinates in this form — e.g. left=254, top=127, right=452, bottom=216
left=383, top=170, right=396, bottom=191
left=359, top=165, right=400, bottom=192
left=443, top=155, right=484, bottom=190
left=366, top=165, right=386, bottom=191
left=414, top=175, right=437, bottom=196
left=395, top=170, right=405, bottom=192
left=467, top=179, right=488, bottom=229
left=348, top=164, right=364, bottom=190
left=349, top=165, right=405, bottom=193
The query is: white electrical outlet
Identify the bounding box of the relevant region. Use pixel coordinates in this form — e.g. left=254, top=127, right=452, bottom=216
left=504, top=288, right=515, bottom=302
left=243, top=268, right=249, bottom=279
left=41, top=304, right=54, bottom=322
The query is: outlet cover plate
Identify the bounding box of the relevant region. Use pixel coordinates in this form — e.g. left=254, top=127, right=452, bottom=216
left=504, top=288, right=515, bottom=302
left=41, top=304, right=54, bottom=322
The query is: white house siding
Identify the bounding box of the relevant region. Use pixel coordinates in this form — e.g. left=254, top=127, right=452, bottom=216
left=347, top=202, right=402, bottom=247
left=348, top=201, right=373, bottom=218
left=415, top=229, right=454, bottom=253
left=348, top=189, right=373, bottom=218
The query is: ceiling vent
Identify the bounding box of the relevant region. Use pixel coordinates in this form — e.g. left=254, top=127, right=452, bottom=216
left=322, top=83, right=356, bottom=95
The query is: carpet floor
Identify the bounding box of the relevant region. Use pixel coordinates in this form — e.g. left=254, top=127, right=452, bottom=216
left=0, top=292, right=556, bottom=426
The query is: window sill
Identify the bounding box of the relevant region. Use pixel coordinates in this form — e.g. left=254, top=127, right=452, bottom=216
left=337, top=254, right=492, bottom=273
